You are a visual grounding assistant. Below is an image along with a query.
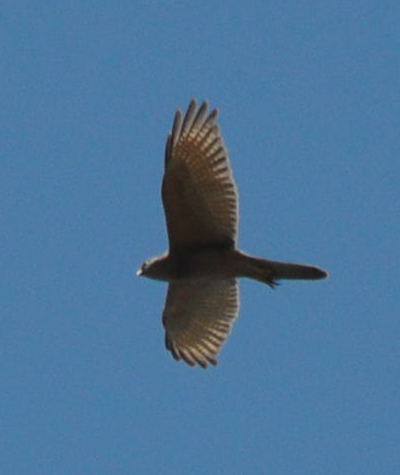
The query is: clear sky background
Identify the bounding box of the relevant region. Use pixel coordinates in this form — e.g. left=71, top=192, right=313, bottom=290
left=1, top=1, right=399, bottom=474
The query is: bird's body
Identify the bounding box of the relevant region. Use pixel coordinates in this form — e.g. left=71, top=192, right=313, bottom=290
left=145, top=248, right=239, bottom=281
left=138, top=99, right=328, bottom=368
left=141, top=248, right=326, bottom=285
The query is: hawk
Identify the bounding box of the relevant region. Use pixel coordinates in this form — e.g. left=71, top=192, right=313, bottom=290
left=137, top=99, right=327, bottom=368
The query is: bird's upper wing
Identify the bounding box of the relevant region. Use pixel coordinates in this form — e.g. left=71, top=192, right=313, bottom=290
left=162, top=100, right=238, bottom=250
left=162, top=279, right=239, bottom=368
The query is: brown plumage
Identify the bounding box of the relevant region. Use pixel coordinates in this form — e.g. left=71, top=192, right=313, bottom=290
left=138, top=99, right=328, bottom=368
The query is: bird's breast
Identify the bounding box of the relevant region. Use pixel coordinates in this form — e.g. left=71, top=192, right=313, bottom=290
left=170, top=248, right=238, bottom=281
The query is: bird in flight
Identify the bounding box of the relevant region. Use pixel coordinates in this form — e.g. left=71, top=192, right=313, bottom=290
left=137, top=99, right=328, bottom=368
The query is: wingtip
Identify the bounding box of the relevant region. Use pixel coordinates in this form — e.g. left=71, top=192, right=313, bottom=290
left=188, top=98, right=197, bottom=108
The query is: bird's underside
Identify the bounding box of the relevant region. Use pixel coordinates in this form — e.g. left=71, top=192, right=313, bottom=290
left=137, top=99, right=328, bottom=368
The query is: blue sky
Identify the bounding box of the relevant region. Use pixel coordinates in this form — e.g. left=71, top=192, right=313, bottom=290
left=1, top=1, right=399, bottom=474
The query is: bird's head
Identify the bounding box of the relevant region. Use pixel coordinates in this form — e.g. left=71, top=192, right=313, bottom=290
left=136, top=254, right=170, bottom=281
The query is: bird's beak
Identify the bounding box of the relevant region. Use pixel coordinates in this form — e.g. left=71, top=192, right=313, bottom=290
left=136, top=268, right=142, bottom=276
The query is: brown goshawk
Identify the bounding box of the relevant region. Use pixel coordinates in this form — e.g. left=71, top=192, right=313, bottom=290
left=138, top=100, right=327, bottom=368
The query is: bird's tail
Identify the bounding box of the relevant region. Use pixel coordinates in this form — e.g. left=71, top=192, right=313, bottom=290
left=235, top=251, right=328, bottom=288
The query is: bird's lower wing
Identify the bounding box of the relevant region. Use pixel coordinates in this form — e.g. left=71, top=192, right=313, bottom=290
left=162, top=279, right=239, bottom=368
